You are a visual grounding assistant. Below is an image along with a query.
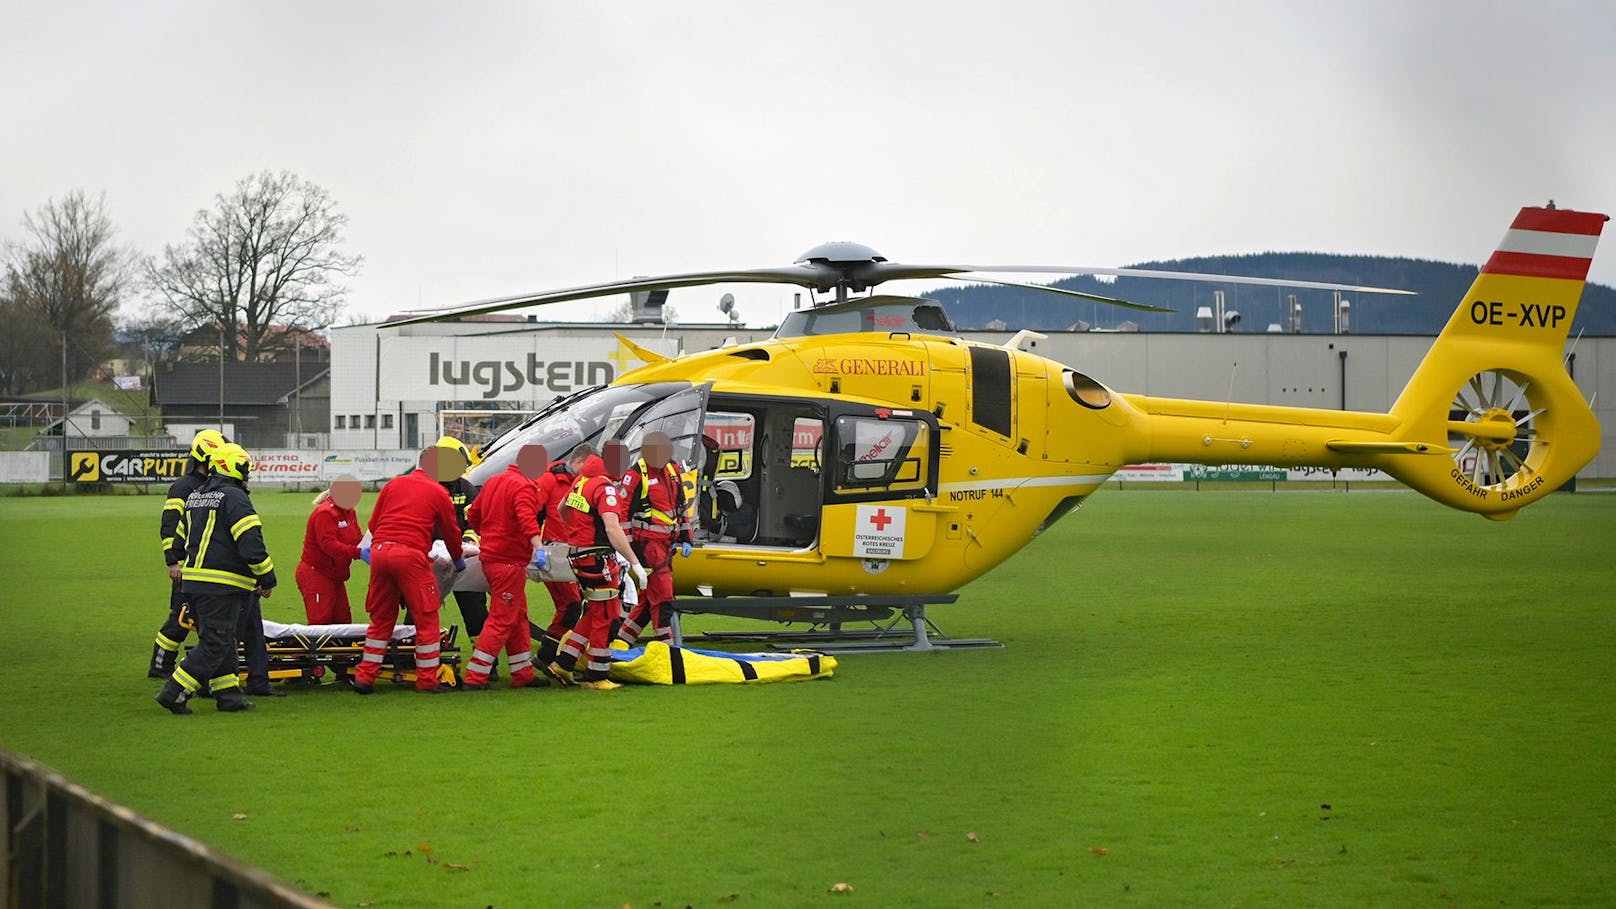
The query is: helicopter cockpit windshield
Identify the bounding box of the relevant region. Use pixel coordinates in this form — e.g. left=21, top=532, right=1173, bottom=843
left=774, top=295, right=957, bottom=339
left=468, top=381, right=707, bottom=484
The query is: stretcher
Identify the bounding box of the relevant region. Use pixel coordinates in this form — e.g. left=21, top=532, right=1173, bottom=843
left=607, top=641, right=836, bottom=684
left=254, top=619, right=463, bottom=688
left=412, top=539, right=635, bottom=603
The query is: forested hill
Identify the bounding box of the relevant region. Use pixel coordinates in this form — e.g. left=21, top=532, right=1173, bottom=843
left=921, top=253, right=1616, bottom=335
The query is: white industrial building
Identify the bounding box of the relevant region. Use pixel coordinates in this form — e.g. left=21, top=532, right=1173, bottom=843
left=329, top=317, right=1616, bottom=478
left=328, top=318, right=772, bottom=450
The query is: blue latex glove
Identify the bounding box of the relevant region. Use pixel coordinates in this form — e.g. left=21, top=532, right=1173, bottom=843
left=452, top=557, right=467, bottom=572
left=359, top=546, right=371, bottom=565
left=531, top=548, right=549, bottom=570
left=679, top=541, right=692, bottom=558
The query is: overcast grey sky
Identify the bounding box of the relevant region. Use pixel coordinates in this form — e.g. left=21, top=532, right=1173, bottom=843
left=4, top=0, right=1613, bottom=326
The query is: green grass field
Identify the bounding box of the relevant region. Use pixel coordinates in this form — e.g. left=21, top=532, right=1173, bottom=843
left=1, top=488, right=1613, bottom=908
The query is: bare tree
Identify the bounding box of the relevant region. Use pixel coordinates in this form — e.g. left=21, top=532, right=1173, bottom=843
left=145, top=170, right=360, bottom=361
left=118, top=311, right=187, bottom=366
left=1, top=190, right=133, bottom=393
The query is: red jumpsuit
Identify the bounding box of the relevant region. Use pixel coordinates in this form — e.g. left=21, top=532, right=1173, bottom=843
left=462, top=463, right=541, bottom=687
left=296, top=498, right=363, bottom=624
left=554, top=455, right=627, bottom=682
left=356, top=469, right=463, bottom=691
left=616, top=457, right=687, bottom=646
left=534, top=461, right=584, bottom=663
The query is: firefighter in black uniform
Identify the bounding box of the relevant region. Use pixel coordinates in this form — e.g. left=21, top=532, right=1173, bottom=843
left=149, top=429, right=225, bottom=678
left=155, top=443, right=276, bottom=715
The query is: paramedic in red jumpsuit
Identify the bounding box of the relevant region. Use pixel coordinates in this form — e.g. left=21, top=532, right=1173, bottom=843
left=532, top=449, right=586, bottom=666
left=461, top=445, right=548, bottom=689
left=615, top=431, right=690, bottom=646
left=295, top=475, right=364, bottom=624
left=545, top=443, right=646, bottom=690
left=352, top=448, right=464, bottom=694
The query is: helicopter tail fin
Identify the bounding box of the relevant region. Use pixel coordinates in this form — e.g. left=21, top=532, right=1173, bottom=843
left=1378, top=205, right=1607, bottom=519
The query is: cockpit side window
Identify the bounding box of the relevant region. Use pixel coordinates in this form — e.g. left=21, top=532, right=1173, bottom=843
left=832, top=416, right=930, bottom=494
left=620, top=386, right=710, bottom=470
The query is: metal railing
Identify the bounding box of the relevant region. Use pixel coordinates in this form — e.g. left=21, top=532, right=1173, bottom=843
left=2, top=750, right=335, bottom=909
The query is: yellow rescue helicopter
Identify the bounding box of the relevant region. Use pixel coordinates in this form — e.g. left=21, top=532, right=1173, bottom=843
left=394, top=205, right=1606, bottom=616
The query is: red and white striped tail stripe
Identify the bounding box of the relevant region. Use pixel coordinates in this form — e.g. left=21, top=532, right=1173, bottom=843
left=1483, top=207, right=1608, bottom=282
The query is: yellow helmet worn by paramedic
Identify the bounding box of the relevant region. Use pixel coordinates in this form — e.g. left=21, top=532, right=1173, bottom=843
left=210, top=443, right=253, bottom=482
left=190, top=429, right=226, bottom=463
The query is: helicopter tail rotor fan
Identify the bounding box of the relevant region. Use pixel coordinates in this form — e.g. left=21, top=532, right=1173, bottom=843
left=1373, top=206, right=1605, bottom=518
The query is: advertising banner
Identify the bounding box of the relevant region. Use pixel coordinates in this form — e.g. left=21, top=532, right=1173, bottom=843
left=1284, top=465, right=1393, bottom=482
left=1115, top=463, right=1393, bottom=483
left=1113, top=463, right=1185, bottom=482
left=1185, top=464, right=1288, bottom=482
left=252, top=450, right=420, bottom=483
left=67, top=450, right=192, bottom=484
left=64, top=449, right=423, bottom=485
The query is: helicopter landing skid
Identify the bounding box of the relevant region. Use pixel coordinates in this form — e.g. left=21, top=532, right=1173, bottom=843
left=670, top=594, right=1002, bottom=654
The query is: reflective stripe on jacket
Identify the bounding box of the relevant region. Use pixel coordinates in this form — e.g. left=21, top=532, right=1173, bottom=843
left=159, top=469, right=207, bottom=566
left=180, top=476, right=276, bottom=593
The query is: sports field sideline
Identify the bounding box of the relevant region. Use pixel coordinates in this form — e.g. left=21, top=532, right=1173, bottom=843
left=1, top=487, right=1612, bottom=908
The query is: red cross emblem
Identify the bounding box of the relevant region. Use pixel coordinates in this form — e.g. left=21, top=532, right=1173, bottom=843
left=868, top=508, right=893, bottom=531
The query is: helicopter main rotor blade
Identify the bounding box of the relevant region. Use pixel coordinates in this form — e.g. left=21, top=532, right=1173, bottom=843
left=948, top=265, right=1417, bottom=296
left=386, top=249, right=1415, bottom=327
left=386, top=264, right=838, bottom=327
left=943, top=275, right=1175, bottom=313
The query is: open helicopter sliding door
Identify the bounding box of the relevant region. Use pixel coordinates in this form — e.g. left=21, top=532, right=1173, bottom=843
left=674, top=397, right=989, bottom=653
left=614, top=381, right=712, bottom=488
left=817, top=404, right=942, bottom=570
left=697, top=394, right=826, bottom=548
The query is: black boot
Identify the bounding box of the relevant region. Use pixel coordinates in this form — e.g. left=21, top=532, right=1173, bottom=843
left=215, top=689, right=256, bottom=712
left=535, top=637, right=559, bottom=665
left=148, top=644, right=175, bottom=679
left=243, top=679, right=287, bottom=698
left=155, top=680, right=192, bottom=715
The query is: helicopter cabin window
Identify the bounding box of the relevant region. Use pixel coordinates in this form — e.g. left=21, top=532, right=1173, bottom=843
left=773, top=299, right=960, bottom=339
left=833, top=416, right=930, bottom=494
left=703, top=412, right=756, bottom=480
